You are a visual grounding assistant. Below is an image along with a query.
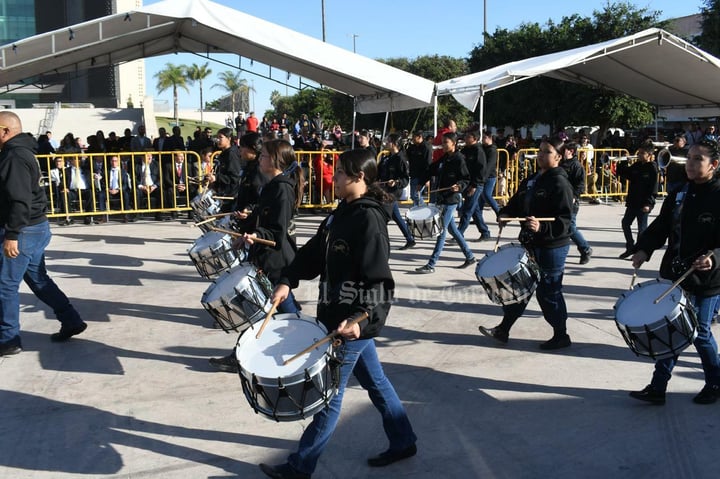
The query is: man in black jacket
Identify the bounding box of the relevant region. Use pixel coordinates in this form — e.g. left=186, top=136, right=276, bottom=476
left=0, top=111, right=87, bottom=356
left=560, top=142, right=593, bottom=264
left=405, top=130, right=431, bottom=206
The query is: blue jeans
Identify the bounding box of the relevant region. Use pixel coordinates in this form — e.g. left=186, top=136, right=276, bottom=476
left=500, top=244, right=569, bottom=334
left=621, top=206, right=650, bottom=249
left=478, top=176, right=501, bottom=215
left=0, top=221, right=83, bottom=347
left=651, top=294, right=720, bottom=391
left=569, top=211, right=590, bottom=254
left=409, top=177, right=425, bottom=207
left=288, top=338, right=416, bottom=474
left=427, top=203, right=474, bottom=268
left=458, top=185, right=490, bottom=237
left=391, top=201, right=414, bottom=243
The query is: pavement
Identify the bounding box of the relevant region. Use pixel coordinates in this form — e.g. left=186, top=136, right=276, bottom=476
left=1, top=200, right=718, bottom=479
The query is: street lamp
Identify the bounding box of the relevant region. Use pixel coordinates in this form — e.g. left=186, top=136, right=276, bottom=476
left=321, top=0, right=326, bottom=42
left=351, top=33, right=359, bottom=53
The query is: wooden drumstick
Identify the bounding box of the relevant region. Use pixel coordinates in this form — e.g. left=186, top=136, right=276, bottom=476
left=190, top=212, right=236, bottom=228
left=493, top=225, right=503, bottom=253
left=255, top=297, right=281, bottom=339
left=213, top=196, right=235, bottom=200
left=629, top=268, right=638, bottom=290
left=209, top=226, right=277, bottom=247
left=191, top=216, right=218, bottom=227
left=500, top=217, right=556, bottom=222
left=427, top=186, right=456, bottom=194
left=283, top=312, right=369, bottom=366
left=654, top=250, right=714, bottom=304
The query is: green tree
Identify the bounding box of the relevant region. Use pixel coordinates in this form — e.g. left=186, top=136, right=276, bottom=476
left=185, top=62, right=212, bottom=126
left=696, top=0, right=720, bottom=56
left=212, top=71, right=249, bottom=116
left=154, top=63, right=189, bottom=126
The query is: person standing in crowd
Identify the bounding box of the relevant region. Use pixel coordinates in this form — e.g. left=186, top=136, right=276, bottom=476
left=478, top=130, right=501, bottom=222
left=206, top=127, right=242, bottom=213
left=628, top=138, right=720, bottom=405
left=246, top=112, right=259, bottom=134
left=560, top=141, right=593, bottom=264
left=415, top=132, right=476, bottom=273
left=0, top=111, right=87, bottom=356
left=617, top=141, right=658, bottom=259
left=405, top=130, right=431, bottom=207
left=478, top=136, right=574, bottom=350
left=379, top=134, right=416, bottom=250
left=356, top=129, right=377, bottom=159
left=665, top=135, right=689, bottom=194
left=432, top=118, right=457, bottom=162
left=209, top=140, right=304, bottom=373
left=458, top=130, right=492, bottom=241
left=259, top=148, right=416, bottom=479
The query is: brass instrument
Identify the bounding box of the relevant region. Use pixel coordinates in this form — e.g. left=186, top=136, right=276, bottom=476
left=656, top=148, right=687, bottom=171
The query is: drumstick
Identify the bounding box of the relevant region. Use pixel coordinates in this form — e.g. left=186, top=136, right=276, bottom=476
left=629, top=268, right=638, bottom=290
left=653, top=250, right=714, bottom=304
left=500, top=217, right=556, bottom=222
left=208, top=226, right=277, bottom=247
left=427, top=186, right=456, bottom=194
left=493, top=226, right=503, bottom=253
left=255, top=297, right=281, bottom=339
left=283, top=312, right=369, bottom=366
left=213, top=196, right=235, bottom=200
left=190, top=212, right=235, bottom=228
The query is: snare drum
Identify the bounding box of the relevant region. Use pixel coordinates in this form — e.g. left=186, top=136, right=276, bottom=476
left=614, top=279, right=698, bottom=359
left=187, top=230, right=243, bottom=279
left=475, top=243, right=540, bottom=305
left=191, top=190, right=221, bottom=219
left=236, top=313, right=338, bottom=422
left=201, top=263, right=273, bottom=332
left=405, top=205, right=441, bottom=239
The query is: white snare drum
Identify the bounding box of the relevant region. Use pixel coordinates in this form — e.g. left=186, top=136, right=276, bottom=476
left=475, top=243, right=540, bottom=305
left=191, top=190, right=221, bottom=219
left=405, top=205, right=441, bottom=239
left=236, top=313, right=338, bottom=422
left=187, top=230, right=242, bottom=279
left=201, top=263, right=273, bottom=332
left=614, top=279, right=698, bottom=359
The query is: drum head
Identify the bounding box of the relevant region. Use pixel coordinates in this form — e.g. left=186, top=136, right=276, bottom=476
left=476, top=244, right=527, bottom=277
left=236, top=314, right=328, bottom=378
left=614, top=280, right=684, bottom=327
left=189, top=230, right=227, bottom=253
left=406, top=205, right=439, bottom=220
left=201, top=263, right=256, bottom=304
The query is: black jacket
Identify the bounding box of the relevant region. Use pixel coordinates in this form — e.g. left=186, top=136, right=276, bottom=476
left=419, top=150, right=469, bottom=205
left=242, top=173, right=297, bottom=284
left=279, top=196, right=394, bottom=338
left=500, top=167, right=573, bottom=249
left=405, top=141, right=432, bottom=178
left=560, top=156, right=586, bottom=213
left=214, top=145, right=243, bottom=202
left=482, top=143, right=498, bottom=179
left=635, top=177, right=720, bottom=296
left=617, top=160, right=658, bottom=209
left=377, top=152, right=410, bottom=200
left=461, top=143, right=487, bottom=188
left=0, top=134, right=48, bottom=239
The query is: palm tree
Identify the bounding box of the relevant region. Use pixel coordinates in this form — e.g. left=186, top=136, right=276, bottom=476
left=212, top=70, right=249, bottom=117
left=186, top=62, right=212, bottom=126
left=154, top=63, right=189, bottom=126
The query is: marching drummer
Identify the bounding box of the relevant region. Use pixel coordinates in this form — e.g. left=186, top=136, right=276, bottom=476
left=259, top=148, right=417, bottom=479
left=206, top=127, right=242, bottom=213
left=628, top=138, right=720, bottom=405
left=478, top=135, right=574, bottom=350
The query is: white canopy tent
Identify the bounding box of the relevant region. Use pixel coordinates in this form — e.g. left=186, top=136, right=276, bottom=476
left=437, top=28, right=720, bottom=128
left=0, top=0, right=435, bottom=119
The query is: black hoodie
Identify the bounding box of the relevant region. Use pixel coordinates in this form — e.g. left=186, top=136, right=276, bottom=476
left=0, top=133, right=48, bottom=239
left=279, top=196, right=394, bottom=338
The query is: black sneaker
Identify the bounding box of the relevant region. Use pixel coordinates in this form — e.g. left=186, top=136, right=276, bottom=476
left=367, top=443, right=417, bottom=467
left=579, top=247, right=592, bottom=265
left=259, top=462, right=310, bottom=479
left=398, top=241, right=416, bottom=250
left=618, top=249, right=633, bottom=260
left=478, top=234, right=492, bottom=242
left=693, top=384, right=720, bottom=404
left=456, top=257, right=477, bottom=269
left=629, top=385, right=666, bottom=405
left=209, top=354, right=239, bottom=373
left=0, top=343, right=22, bottom=356
left=50, top=322, right=88, bottom=342
left=415, top=264, right=435, bottom=274
left=539, top=334, right=571, bottom=350
left=478, top=325, right=509, bottom=344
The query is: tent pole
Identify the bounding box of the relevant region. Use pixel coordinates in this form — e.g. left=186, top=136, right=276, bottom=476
left=433, top=94, right=438, bottom=136
left=352, top=100, right=357, bottom=149
left=382, top=111, right=389, bottom=141
left=654, top=106, right=659, bottom=141
left=478, top=86, right=485, bottom=132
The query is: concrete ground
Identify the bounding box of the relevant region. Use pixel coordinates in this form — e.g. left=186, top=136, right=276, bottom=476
left=1, top=201, right=718, bottom=479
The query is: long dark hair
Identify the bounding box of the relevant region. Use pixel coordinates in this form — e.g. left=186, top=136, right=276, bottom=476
left=337, top=149, right=393, bottom=203
left=263, top=139, right=305, bottom=209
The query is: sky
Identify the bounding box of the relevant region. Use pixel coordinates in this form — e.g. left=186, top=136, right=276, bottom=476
left=143, top=0, right=698, bottom=117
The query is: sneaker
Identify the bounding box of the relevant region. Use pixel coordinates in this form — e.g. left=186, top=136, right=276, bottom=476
left=693, top=384, right=720, bottom=404
left=618, top=249, right=633, bottom=260
left=398, top=241, right=416, bottom=250
left=456, top=257, right=477, bottom=269
left=367, top=443, right=417, bottom=467
left=579, top=247, right=592, bottom=265
left=415, top=264, right=435, bottom=274
left=50, top=322, right=87, bottom=342
left=259, top=462, right=310, bottom=479
left=478, top=325, right=509, bottom=344
left=479, top=234, right=492, bottom=242
left=0, top=343, right=22, bottom=356
left=539, top=334, right=571, bottom=350
left=209, top=354, right=239, bottom=373
left=629, top=385, right=666, bottom=405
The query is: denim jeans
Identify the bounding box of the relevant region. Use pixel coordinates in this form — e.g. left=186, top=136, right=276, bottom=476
left=0, top=221, right=83, bottom=347
left=500, top=244, right=569, bottom=334
left=427, top=203, right=474, bottom=268
left=478, top=176, right=501, bottom=215
left=621, top=206, right=650, bottom=249
left=458, top=185, right=490, bottom=237
left=288, top=338, right=416, bottom=474
left=651, top=294, right=720, bottom=391
left=409, top=177, right=425, bottom=207
left=391, top=201, right=415, bottom=243
left=569, top=211, right=590, bottom=254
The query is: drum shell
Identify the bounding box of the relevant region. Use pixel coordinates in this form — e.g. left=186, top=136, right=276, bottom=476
left=475, top=243, right=540, bottom=305
left=187, top=230, right=242, bottom=279
left=405, top=205, right=441, bottom=239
